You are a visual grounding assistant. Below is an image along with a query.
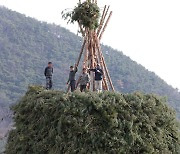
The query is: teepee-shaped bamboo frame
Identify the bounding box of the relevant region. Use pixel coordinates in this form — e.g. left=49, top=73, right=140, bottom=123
left=70, top=1, right=115, bottom=92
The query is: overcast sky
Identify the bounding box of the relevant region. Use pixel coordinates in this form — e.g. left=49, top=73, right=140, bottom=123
left=0, top=0, right=180, bottom=89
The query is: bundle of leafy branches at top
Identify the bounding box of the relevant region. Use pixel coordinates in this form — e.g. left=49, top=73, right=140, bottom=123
left=62, top=0, right=100, bottom=30
left=6, top=86, right=180, bottom=154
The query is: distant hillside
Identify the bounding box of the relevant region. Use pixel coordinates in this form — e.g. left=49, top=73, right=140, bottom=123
left=0, top=6, right=180, bottom=120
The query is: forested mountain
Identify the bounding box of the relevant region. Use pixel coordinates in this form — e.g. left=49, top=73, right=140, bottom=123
left=0, top=5, right=180, bottom=124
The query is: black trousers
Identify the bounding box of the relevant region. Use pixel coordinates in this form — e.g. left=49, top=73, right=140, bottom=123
left=70, top=80, right=76, bottom=92
left=46, top=76, right=52, bottom=90
left=80, top=85, right=87, bottom=92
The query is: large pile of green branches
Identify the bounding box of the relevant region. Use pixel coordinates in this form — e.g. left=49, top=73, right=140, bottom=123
left=62, top=0, right=100, bottom=30
left=6, top=86, right=180, bottom=154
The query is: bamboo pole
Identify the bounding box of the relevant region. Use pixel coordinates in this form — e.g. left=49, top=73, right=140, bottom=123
left=102, top=78, right=107, bottom=90
left=96, top=47, right=108, bottom=91
left=103, top=5, right=110, bottom=22
left=97, top=6, right=110, bottom=35
left=91, top=31, right=96, bottom=90
left=98, top=45, right=114, bottom=91
left=93, top=32, right=107, bottom=90
left=83, top=30, right=89, bottom=68
left=102, top=56, right=115, bottom=91
left=94, top=34, right=109, bottom=91
left=95, top=34, right=114, bottom=91
left=89, top=31, right=94, bottom=91
left=92, top=34, right=99, bottom=91
left=91, top=32, right=95, bottom=69
left=76, top=33, right=89, bottom=90
left=83, top=43, right=89, bottom=68
left=101, top=55, right=114, bottom=91
left=97, top=5, right=107, bottom=35
left=76, top=39, right=86, bottom=67
left=99, top=11, right=112, bottom=40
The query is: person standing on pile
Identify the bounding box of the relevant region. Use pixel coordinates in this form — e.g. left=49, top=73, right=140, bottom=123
left=44, top=62, right=53, bottom=90
left=67, top=64, right=78, bottom=92
left=78, top=68, right=90, bottom=92
left=89, top=64, right=103, bottom=93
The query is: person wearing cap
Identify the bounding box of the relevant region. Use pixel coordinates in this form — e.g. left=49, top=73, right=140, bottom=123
left=78, top=68, right=90, bottom=92
left=89, top=64, right=103, bottom=92
left=67, top=64, right=78, bottom=92
left=44, top=62, right=53, bottom=90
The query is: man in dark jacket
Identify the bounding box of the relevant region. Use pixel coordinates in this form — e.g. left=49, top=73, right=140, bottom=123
left=67, top=64, right=78, bottom=92
left=44, top=62, right=53, bottom=90
left=89, top=64, right=103, bottom=92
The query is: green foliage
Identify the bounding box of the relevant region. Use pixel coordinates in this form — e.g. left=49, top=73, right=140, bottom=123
left=6, top=86, right=180, bottom=154
left=62, top=0, right=100, bottom=30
